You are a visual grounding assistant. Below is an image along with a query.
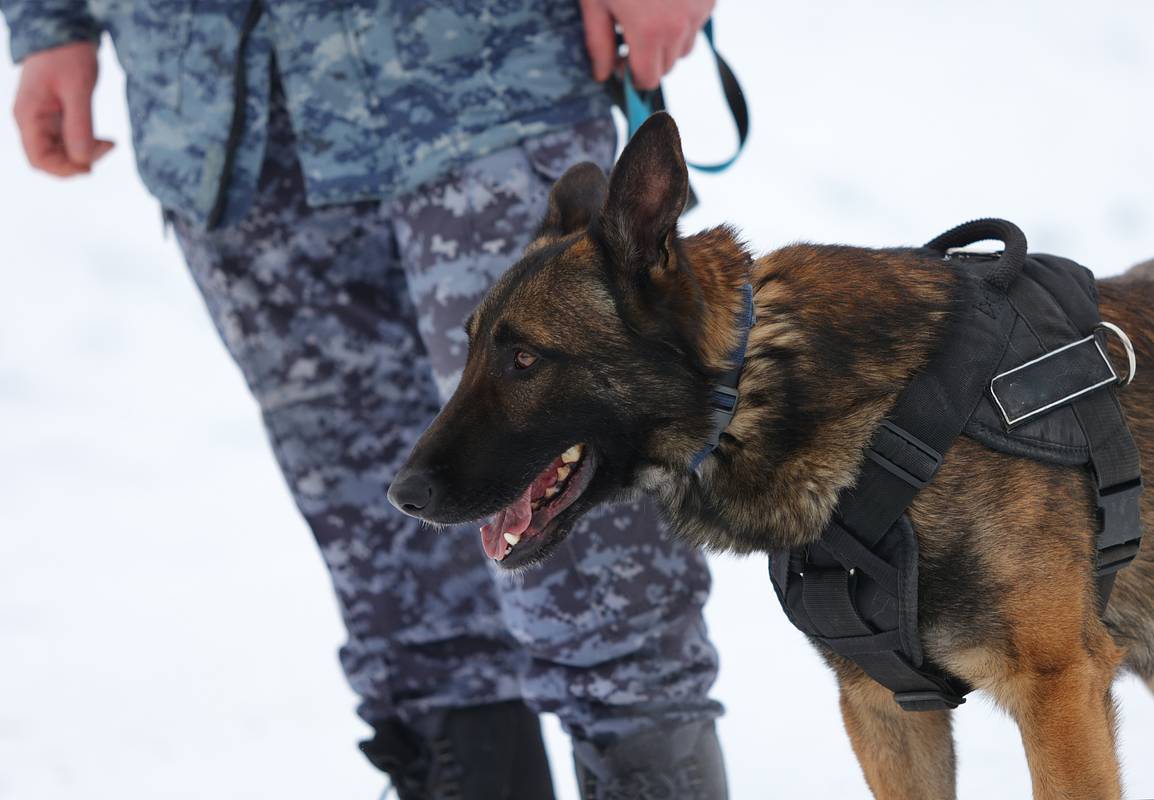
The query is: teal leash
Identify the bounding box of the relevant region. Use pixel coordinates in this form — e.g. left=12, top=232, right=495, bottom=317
left=619, top=18, right=750, bottom=174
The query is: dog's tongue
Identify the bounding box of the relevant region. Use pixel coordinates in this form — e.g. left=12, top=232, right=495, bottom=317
left=480, top=484, right=534, bottom=560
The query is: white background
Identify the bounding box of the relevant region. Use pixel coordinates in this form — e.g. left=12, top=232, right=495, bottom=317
left=2, top=2, right=1153, bottom=798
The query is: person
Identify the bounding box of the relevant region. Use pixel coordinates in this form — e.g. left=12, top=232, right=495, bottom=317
left=4, top=1, right=726, bottom=797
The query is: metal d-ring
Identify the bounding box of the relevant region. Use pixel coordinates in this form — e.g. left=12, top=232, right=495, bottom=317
left=1096, top=321, right=1137, bottom=387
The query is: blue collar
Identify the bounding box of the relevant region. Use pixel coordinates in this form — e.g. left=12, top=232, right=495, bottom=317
left=689, top=282, right=755, bottom=472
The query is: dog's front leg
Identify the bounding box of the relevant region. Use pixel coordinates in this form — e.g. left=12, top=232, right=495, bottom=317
left=837, top=667, right=956, bottom=800
left=1001, top=662, right=1122, bottom=800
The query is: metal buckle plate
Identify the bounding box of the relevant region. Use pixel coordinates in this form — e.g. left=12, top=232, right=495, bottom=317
left=990, top=332, right=1118, bottom=428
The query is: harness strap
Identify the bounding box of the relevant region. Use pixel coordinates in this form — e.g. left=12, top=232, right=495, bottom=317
left=838, top=278, right=1018, bottom=548
left=1080, top=392, right=1144, bottom=610
left=773, top=521, right=968, bottom=711
left=1003, top=262, right=1144, bottom=610
left=823, top=276, right=1016, bottom=709
left=779, top=221, right=1028, bottom=712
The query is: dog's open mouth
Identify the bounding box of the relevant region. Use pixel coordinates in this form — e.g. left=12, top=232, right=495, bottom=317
left=480, top=443, right=594, bottom=563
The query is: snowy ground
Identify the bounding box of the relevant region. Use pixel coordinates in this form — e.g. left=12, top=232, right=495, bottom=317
left=2, top=2, right=1153, bottom=798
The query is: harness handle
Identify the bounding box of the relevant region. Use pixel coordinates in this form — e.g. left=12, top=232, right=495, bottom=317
left=925, top=218, right=1028, bottom=293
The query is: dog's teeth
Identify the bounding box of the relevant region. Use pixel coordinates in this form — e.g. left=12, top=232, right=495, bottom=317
left=556, top=465, right=571, bottom=481
left=561, top=444, right=583, bottom=464
left=544, top=486, right=559, bottom=499
left=504, top=532, right=521, bottom=546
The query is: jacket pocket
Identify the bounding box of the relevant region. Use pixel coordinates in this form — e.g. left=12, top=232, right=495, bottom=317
left=521, top=115, right=618, bottom=184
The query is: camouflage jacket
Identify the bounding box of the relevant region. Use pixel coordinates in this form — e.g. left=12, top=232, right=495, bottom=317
left=3, top=1, right=611, bottom=228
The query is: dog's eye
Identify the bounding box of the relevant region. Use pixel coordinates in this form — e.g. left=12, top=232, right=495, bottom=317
left=514, top=350, right=538, bottom=370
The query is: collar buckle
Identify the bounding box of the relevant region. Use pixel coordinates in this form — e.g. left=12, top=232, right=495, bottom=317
left=688, top=283, right=754, bottom=473
left=705, top=385, right=740, bottom=443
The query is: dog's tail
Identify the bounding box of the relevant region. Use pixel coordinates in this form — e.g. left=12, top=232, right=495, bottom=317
left=1121, top=259, right=1154, bottom=282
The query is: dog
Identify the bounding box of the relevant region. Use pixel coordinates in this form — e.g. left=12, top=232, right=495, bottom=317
left=388, top=112, right=1154, bottom=799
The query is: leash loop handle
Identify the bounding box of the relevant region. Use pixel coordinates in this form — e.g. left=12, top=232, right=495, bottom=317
left=621, top=18, right=750, bottom=174
left=925, top=218, right=1028, bottom=293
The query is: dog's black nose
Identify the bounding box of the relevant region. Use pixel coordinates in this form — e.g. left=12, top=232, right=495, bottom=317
left=388, top=468, right=437, bottom=517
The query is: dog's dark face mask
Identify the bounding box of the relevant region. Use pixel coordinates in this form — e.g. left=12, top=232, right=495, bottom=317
left=389, top=114, right=723, bottom=568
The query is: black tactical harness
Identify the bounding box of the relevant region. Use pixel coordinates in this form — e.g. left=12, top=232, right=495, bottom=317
left=762, top=219, right=1144, bottom=712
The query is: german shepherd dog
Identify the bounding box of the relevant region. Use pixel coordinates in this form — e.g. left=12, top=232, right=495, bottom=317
left=389, top=113, right=1154, bottom=799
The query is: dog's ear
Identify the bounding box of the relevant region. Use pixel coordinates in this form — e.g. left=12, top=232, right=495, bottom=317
left=599, top=112, right=689, bottom=272
left=538, top=162, right=609, bottom=238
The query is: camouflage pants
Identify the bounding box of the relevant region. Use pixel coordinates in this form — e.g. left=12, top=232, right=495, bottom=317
left=170, top=84, right=722, bottom=743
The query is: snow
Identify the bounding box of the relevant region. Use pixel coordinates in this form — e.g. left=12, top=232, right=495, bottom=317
left=2, top=2, right=1152, bottom=798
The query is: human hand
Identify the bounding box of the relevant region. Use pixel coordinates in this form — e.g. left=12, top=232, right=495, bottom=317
left=580, top=0, right=715, bottom=90
left=13, top=42, right=115, bottom=177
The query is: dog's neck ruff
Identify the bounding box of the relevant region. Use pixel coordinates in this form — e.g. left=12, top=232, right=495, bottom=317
left=689, top=281, right=755, bottom=472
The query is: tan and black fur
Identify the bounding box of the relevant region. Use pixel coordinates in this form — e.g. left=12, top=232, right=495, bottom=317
left=394, top=113, right=1154, bottom=798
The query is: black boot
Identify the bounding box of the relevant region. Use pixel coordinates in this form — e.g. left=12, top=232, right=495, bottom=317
left=359, top=700, right=556, bottom=800
left=573, top=721, right=728, bottom=800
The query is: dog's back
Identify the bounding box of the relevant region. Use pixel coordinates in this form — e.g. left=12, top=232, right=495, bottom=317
left=1120, top=259, right=1154, bottom=283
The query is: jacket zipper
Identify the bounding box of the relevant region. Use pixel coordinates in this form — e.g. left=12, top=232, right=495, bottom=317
left=206, top=0, right=265, bottom=229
